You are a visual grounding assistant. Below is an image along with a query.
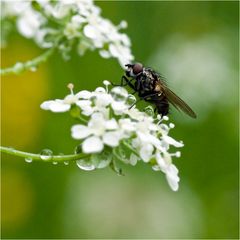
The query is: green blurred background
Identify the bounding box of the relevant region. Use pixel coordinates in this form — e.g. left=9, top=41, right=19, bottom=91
left=1, top=1, right=239, bottom=238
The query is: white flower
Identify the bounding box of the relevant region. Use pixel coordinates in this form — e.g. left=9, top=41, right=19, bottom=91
left=41, top=81, right=184, bottom=191
left=82, top=136, right=104, bottom=154
left=71, top=112, right=123, bottom=153
left=64, top=22, right=81, bottom=40
left=75, top=87, right=113, bottom=116
left=109, top=42, right=134, bottom=67
left=40, top=99, right=71, bottom=112
left=2, top=0, right=134, bottom=67
left=162, top=135, right=184, bottom=148
left=139, top=143, right=154, bottom=162
left=40, top=93, right=80, bottom=112
left=17, top=10, right=44, bottom=38
left=154, top=151, right=180, bottom=191
left=40, top=84, right=92, bottom=113
left=76, top=90, right=92, bottom=99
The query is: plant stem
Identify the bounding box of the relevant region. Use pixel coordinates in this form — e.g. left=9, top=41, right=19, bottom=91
left=122, top=141, right=139, bottom=157
left=0, top=46, right=56, bottom=76
left=0, top=146, right=89, bottom=163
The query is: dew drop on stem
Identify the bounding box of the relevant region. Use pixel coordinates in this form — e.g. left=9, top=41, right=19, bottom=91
left=110, top=87, right=128, bottom=102
left=126, top=94, right=136, bottom=106
left=76, top=159, right=95, bottom=171
left=144, top=106, right=154, bottom=117
left=25, top=157, right=33, bottom=163
left=40, top=149, right=53, bottom=160
left=30, top=66, right=37, bottom=72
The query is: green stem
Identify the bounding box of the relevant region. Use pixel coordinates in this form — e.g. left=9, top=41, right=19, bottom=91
left=122, top=141, right=140, bottom=157
left=0, top=46, right=56, bottom=76
left=0, top=146, right=89, bottom=163
left=77, top=116, right=88, bottom=124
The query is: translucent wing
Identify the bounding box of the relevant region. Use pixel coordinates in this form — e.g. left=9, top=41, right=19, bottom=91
left=163, top=86, right=197, bottom=118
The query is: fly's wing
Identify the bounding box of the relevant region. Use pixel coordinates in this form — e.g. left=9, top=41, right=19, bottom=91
left=162, top=86, right=197, bottom=118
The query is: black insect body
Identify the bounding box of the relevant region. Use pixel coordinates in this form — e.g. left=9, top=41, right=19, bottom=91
left=120, top=62, right=197, bottom=118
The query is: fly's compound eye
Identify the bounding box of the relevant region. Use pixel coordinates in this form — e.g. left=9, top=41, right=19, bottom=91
left=132, top=63, right=143, bottom=75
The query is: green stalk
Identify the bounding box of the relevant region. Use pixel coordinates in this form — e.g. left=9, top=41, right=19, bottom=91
left=1, top=46, right=56, bottom=76
left=0, top=146, right=89, bottom=163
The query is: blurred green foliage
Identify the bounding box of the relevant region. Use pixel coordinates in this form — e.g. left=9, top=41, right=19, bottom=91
left=1, top=1, right=239, bottom=239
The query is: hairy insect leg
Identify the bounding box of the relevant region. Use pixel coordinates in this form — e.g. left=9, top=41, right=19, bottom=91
left=139, top=92, right=162, bottom=100
left=121, top=76, right=136, bottom=90
left=128, top=92, right=161, bottom=110
left=130, top=90, right=137, bottom=95
left=111, top=76, right=136, bottom=89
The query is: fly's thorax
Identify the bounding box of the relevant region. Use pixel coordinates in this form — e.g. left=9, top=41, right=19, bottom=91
left=143, top=68, right=153, bottom=79
left=154, top=82, right=162, bottom=92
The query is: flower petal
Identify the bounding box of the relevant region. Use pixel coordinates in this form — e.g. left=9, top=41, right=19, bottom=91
left=140, top=143, right=154, bottom=162
left=102, top=131, right=120, bottom=147
left=119, top=118, right=136, bottom=132
left=105, top=119, right=118, bottom=130
left=99, top=50, right=111, bottom=58
left=71, top=124, right=91, bottom=139
left=129, top=153, right=138, bottom=166
left=83, top=24, right=98, bottom=39
left=111, top=101, right=127, bottom=115
left=162, top=135, right=184, bottom=148
left=166, top=164, right=180, bottom=191
left=82, top=136, right=104, bottom=153
left=76, top=100, right=92, bottom=108
left=41, top=100, right=70, bottom=112
left=76, top=90, right=92, bottom=99
left=40, top=100, right=54, bottom=110
left=156, top=151, right=168, bottom=172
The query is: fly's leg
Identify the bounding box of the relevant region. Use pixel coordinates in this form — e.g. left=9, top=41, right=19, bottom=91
left=111, top=76, right=135, bottom=89
left=139, top=92, right=162, bottom=100
left=128, top=92, right=161, bottom=110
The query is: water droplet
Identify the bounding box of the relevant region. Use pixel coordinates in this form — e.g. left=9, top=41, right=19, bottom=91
left=95, top=87, right=106, bottom=93
left=126, top=94, right=136, bottom=106
left=30, top=66, right=37, bottom=72
left=25, top=157, right=33, bottom=163
left=76, top=159, right=95, bottom=171
left=91, top=153, right=111, bottom=169
left=52, top=161, right=58, bottom=165
left=13, top=62, right=24, bottom=73
left=64, top=161, right=69, bottom=165
left=110, top=87, right=128, bottom=102
left=40, top=149, right=53, bottom=161
left=144, top=106, right=154, bottom=116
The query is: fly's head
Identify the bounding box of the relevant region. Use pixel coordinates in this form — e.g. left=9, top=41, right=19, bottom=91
left=125, top=62, right=143, bottom=78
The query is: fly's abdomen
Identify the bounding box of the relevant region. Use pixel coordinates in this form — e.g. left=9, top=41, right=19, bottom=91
left=148, top=94, right=169, bottom=116
left=155, top=97, right=169, bottom=116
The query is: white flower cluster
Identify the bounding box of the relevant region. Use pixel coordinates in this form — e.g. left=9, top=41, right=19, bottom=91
left=1, top=0, right=134, bottom=67
left=40, top=81, right=183, bottom=191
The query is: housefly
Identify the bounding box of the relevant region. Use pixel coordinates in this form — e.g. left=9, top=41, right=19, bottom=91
left=118, top=62, right=197, bottom=118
